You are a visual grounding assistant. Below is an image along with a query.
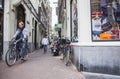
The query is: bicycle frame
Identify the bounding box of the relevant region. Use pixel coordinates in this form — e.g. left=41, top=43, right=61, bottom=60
left=14, top=38, right=22, bottom=60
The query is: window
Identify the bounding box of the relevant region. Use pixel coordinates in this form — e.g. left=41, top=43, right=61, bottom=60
left=71, top=0, right=78, bottom=42
left=64, top=0, right=66, bottom=9
left=0, top=0, right=3, bottom=8
left=91, top=0, right=120, bottom=41
left=0, top=14, right=2, bottom=33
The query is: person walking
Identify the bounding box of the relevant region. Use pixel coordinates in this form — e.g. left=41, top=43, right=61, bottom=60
left=42, top=35, right=49, bottom=53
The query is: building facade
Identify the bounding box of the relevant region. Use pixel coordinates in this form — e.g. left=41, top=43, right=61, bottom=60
left=2, top=0, right=51, bottom=60
left=58, top=0, right=120, bottom=78
left=39, top=0, right=52, bottom=40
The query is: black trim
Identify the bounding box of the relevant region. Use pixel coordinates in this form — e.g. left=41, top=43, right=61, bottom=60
left=90, top=0, right=93, bottom=42
left=70, top=0, right=72, bottom=41
left=93, top=40, right=120, bottom=42
left=34, top=20, right=37, bottom=49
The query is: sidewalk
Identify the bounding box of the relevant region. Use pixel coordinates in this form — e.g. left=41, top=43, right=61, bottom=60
left=0, top=49, right=85, bottom=79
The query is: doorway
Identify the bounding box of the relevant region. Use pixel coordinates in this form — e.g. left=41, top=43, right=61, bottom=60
left=34, top=21, right=37, bottom=49
left=0, top=13, right=3, bottom=60
left=16, top=4, right=25, bottom=27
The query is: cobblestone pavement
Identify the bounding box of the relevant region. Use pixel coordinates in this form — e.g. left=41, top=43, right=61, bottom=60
left=0, top=49, right=85, bottom=79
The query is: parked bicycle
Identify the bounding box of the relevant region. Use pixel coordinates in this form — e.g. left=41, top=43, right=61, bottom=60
left=62, top=39, right=72, bottom=66
left=5, top=38, right=29, bottom=67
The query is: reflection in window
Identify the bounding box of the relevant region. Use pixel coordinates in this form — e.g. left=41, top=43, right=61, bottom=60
left=71, top=0, right=78, bottom=42
left=91, top=0, right=120, bottom=41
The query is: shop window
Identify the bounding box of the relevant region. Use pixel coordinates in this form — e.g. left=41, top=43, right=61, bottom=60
left=91, top=0, right=120, bottom=41
left=71, top=0, right=78, bottom=42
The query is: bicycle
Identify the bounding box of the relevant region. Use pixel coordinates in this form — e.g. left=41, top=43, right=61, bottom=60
left=62, top=39, right=72, bottom=66
left=64, top=44, right=72, bottom=66
left=5, top=38, right=29, bottom=67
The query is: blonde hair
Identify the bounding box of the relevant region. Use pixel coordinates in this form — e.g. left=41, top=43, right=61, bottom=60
left=18, top=21, right=24, bottom=26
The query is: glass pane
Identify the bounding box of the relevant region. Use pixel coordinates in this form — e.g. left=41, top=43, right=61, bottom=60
left=0, top=0, right=3, bottom=8
left=91, top=0, right=120, bottom=41
left=71, top=1, right=78, bottom=42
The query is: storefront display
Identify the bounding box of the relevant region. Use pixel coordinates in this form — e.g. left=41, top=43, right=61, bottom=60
left=91, top=0, right=120, bottom=41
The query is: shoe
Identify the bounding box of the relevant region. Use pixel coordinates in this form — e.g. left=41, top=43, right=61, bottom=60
left=20, top=57, right=25, bottom=61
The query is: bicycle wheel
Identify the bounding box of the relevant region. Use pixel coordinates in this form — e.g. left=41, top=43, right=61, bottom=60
left=63, top=48, right=66, bottom=60
left=5, top=48, right=17, bottom=67
left=65, top=50, right=70, bottom=66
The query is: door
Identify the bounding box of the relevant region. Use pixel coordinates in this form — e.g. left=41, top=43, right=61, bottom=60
left=34, top=21, right=37, bottom=49
left=16, top=4, right=25, bottom=27
left=0, top=13, right=3, bottom=60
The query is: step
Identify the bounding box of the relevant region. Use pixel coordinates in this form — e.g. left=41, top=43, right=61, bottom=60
left=82, top=72, right=120, bottom=79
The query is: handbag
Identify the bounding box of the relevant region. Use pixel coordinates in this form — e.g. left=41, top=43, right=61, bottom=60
left=101, top=22, right=112, bottom=32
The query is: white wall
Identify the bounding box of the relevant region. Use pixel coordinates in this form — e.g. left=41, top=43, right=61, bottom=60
left=66, top=0, right=71, bottom=38
left=77, top=0, right=91, bottom=43
left=4, top=0, right=10, bottom=42
left=30, top=0, right=40, bottom=13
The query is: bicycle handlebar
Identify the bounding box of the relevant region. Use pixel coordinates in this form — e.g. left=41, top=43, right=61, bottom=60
left=15, top=38, right=22, bottom=44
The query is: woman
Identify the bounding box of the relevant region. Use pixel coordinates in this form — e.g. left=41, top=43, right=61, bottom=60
left=13, top=21, right=28, bottom=60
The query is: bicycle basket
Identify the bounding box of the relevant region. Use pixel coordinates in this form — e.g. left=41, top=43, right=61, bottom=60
left=9, top=41, right=15, bottom=47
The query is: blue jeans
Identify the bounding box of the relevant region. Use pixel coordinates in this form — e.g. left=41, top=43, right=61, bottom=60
left=43, top=45, right=47, bottom=53
left=92, top=31, right=102, bottom=36
left=20, top=41, right=27, bottom=58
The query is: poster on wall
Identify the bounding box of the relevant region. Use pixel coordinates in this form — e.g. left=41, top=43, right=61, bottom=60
left=91, top=0, right=120, bottom=41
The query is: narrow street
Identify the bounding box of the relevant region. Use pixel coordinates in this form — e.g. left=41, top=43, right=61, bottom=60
left=0, top=49, right=84, bottom=79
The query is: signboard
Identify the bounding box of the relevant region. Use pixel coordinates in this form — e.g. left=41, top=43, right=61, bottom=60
left=55, top=27, right=61, bottom=31
left=55, top=24, right=63, bottom=28
left=55, top=24, right=63, bottom=31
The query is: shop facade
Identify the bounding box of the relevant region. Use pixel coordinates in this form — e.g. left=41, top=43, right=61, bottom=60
left=71, top=0, right=120, bottom=76
left=58, top=0, right=120, bottom=78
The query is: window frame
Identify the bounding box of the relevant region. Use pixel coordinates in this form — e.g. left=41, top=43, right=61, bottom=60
left=70, top=0, right=78, bottom=42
